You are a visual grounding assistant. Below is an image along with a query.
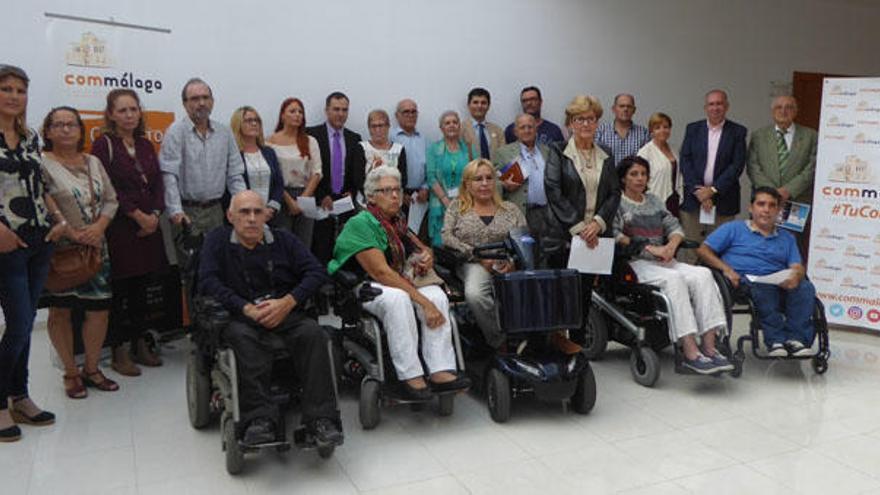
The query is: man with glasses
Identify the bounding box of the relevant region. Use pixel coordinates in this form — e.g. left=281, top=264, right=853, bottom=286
left=305, top=91, right=366, bottom=264
left=391, top=98, right=430, bottom=238
left=595, top=93, right=650, bottom=166
left=678, top=89, right=747, bottom=263
left=160, top=77, right=245, bottom=264
left=504, top=86, right=565, bottom=145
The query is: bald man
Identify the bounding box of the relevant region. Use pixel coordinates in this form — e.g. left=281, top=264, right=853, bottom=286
left=747, top=95, right=818, bottom=259
left=198, top=191, right=342, bottom=447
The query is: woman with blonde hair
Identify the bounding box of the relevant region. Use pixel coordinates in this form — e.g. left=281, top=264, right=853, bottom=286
left=637, top=112, right=681, bottom=216
left=230, top=106, right=284, bottom=218
left=442, top=159, right=525, bottom=348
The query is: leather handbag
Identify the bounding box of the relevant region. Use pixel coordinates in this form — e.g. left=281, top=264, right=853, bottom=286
left=44, top=158, right=102, bottom=292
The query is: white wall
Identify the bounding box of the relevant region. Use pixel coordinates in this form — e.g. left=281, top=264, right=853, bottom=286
left=6, top=0, right=880, bottom=144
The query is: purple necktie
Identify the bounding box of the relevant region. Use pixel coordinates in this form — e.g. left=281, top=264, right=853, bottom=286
left=332, top=130, right=343, bottom=194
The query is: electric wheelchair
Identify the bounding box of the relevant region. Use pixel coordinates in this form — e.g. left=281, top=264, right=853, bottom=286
left=434, top=227, right=596, bottom=423
left=326, top=269, right=467, bottom=430
left=181, top=229, right=340, bottom=475
left=583, top=242, right=739, bottom=387
left=711, top=270, right=831, bottom=376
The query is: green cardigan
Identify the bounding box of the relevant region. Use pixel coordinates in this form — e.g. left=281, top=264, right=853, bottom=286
left=328, top=211, right=388, bottom=275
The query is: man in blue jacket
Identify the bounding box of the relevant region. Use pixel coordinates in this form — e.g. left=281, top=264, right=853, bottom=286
left=199, top=190, right=342, bottom=447
left=679, top=89, right=747, bottom=262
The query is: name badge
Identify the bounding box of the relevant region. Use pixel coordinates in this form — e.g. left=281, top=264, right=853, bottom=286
left=447, top=187, right=459, bottom=198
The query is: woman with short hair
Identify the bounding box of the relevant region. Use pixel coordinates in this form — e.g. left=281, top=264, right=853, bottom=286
left=637, top=112, right=681, bottom=216
left=426, top=110, right=472, bottom=246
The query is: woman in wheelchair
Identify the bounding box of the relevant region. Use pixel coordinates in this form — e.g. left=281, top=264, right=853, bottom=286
left=329, top=167, right=470, bottom=401
left=441, top=159, right=527, bottom=349
left=613, top=157, right=733, bottom=374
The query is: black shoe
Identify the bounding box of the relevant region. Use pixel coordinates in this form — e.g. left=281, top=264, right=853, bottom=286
left=310, top=418, right=343, bottom=446
left=430, top=374, right=472, bottom=393
left=399, top=382, right=433, bottom=401
left=243, top=417, right=276, bottom=446
left=0, top=424, right=22, bottom=443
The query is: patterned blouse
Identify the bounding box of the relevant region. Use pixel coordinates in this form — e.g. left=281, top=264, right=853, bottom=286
left=441, top=199, right=527, bottom=261
left=0, top=129, right=50, bottom=236
left=41, top=154, right=119, bottom=232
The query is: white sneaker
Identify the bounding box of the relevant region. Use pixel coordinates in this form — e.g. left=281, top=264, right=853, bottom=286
left=785, top=340, right=814, bottom=357
left=767, top=343, right=788, bottom=357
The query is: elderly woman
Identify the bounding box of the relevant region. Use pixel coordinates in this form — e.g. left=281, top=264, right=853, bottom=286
left=544, top=95, right=620, bottom=268
left=637, top=112, right=681, bottom=216
left=0, top=65, right=65, bottom=441
left=613, top=156, right=731, bottom=374
left=41, top=106, right=120, bottom=398
left=360, top=109, right=408, bottom=182
left=267, top=98, right=322, bottom=246
left=329, top=167, right=469, bottom=400
left=426, top=110, right=472, bottom=246
left=441, top=159, right=525, bottom=348
left=92, top=88, right=168, bottom=376
left=230, top=106, right=284, bottom=218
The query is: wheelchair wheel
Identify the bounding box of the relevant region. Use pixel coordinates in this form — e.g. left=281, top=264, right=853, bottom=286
left=630, top=347, right=660, bottom=387
left=582, top=308, right=609, bottom=360
left=223, top=417, right=244, bottom=475
left=571, top=362, right=597, bottom=414
left=186, top=351, right=212, bottom=429
left=359, top=379, right=381, bottom=430
left=438, top=393, right=455, bottom=417
left=811, top=356, right=828, bottom=375
left=317, top=444, right=335, bottom=459
left=487, top=368, right=511, bottom=423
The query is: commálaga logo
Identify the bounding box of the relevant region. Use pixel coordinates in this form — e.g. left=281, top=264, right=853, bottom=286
left=828, top=155, right=873, bottom=183
left=63, top=31, right=164, bottom=94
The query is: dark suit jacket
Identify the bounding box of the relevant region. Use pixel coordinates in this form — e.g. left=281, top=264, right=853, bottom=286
left=306, top=124, right=366, bottom=200
left=543, top=141, right=620, bottom=263
left=679, top=119, right=747, bottom=216
left=240, top=146, right=285, bottom=212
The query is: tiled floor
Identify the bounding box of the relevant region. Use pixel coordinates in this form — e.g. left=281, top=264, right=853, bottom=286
left=3, top=316, right=880, bottom=495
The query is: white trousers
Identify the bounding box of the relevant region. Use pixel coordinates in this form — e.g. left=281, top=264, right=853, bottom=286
left=361, top=283, right=457, bottom=380
left=629, top=260, right=727, bottom=342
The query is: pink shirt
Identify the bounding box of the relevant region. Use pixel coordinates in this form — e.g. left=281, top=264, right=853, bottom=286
left=703, top=120, right=725, bottom=186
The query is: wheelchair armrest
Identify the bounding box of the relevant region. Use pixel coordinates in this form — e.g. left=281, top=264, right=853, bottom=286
left=332, top=269, right=360, bottom=290
left=678, top=239, right=701, bottom=250
left=357, top=283, right=382, bottom=303
left=434, top=245, right=468, bottom=268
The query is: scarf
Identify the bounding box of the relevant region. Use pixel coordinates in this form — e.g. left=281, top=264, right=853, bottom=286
left=366, top=203, right=409, bottom=274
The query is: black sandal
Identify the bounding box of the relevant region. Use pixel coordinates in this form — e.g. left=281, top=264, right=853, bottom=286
left=10, top=397, right=56, bottom=426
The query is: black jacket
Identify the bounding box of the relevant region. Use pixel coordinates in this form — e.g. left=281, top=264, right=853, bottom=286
left=306, top=124, right=367, bottom=201
left=543, top=141, right=620, bottom=262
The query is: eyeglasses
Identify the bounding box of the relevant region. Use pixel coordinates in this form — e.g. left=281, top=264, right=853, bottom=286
left=399, top=109, right=418, bottom=115
left=470, top=175, right=494, bottom=183
left=374, top=186, right=401, bottom=196
left=49, top=122, right=80, bottom=130
left=573, top=115, right=598, bottom=125
left=243, top=117, right=261, bottom=125
left=369, top=123, right=389, bottom=129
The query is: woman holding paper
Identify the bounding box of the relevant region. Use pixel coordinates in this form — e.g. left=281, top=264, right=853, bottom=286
left=612, top=156, right=731, bottom=375
left=544, top=95, right=619, bottom=268
left=360, top=109, right=408, bottom=182
left=426, top=111, right=472, bottom=246
left=267, top=97, right=322, bottom=246
left=230, top=106, right=284, bottom=220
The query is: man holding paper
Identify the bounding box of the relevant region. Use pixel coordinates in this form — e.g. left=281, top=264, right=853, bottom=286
left=493, top=114, right=550, bottom=240
left=697, top=187, right=816, bottom=357
left=678, top=89, right=747, bottom=263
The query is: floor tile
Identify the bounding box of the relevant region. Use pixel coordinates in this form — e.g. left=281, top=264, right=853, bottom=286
left=748, top=450, right=880, bottom=495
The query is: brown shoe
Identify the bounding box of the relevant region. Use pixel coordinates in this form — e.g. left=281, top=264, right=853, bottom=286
left=133, top=337, right=163, bottom=367
left=111, top=345, right=141, bottom=377
left=550, top=331, right=583, bottom=355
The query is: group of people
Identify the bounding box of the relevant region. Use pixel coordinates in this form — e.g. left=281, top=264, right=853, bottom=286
left=0, top=61, right=819, bottom=445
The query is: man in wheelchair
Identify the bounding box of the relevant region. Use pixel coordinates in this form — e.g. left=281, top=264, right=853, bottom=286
left=198, top=191, right=343, bottom=447
left=697, top=186, right=816, bottom=357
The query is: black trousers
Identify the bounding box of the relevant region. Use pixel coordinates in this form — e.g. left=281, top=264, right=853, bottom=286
left=223, top=313, right=338, bottom=425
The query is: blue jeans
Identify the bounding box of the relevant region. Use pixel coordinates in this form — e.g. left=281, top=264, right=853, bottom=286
left=744, top=278, right=816, bottom=347
left=0, top=235, right=53, bottom=409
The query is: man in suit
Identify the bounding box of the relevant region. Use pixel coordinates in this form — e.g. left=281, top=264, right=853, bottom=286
left=492, top=114, right=550, bottom=240
left=460, top=87, right=505, bottom=161
left=747, top=95, right=818, bottom=261
left=678, top=89, right=747, bottom=262
left=306, top=92, right=366, bottom=264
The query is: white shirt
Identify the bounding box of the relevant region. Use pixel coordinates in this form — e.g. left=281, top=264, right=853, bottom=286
left=703, top=120, right=725, bottom=186
left=775, top=124, right=795, bottom=150
left=243, top=151, right=272, bottom=206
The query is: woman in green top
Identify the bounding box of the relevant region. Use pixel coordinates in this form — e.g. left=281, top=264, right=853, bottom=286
left=329, top=167, right=470, bottom=401
left=426, top=110, right=472, bottom=246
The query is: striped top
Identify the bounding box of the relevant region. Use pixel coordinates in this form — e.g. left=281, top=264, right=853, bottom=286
left=612, top=192, right=683, bottom=260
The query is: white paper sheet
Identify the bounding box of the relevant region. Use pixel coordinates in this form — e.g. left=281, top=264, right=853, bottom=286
left=407, top=195, right=428, bottom=233
left=567, top=236, right=614, bottom=274
left=699, top=205, right=716, bottom=225
left=332, top=196, right=355, bottom=216
left=298, top=196, right=329, bottom=220
left=746, top=269, right=795, bottom=286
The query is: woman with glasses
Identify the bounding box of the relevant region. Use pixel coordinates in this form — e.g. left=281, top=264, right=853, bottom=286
left=360, top=109, right=408, bottom=183
left=544, top=95, right=620, bottom=268
left=441, top=159, right=525, bottom=348
left=426, top=110, right=472, bottom=247
left=92, top=89, right=168, bottom=376
left=230, top=106, right=284, bottom=220
left=0, top=65, right=66, bottom=442
left=329, top=167, right=469, bottom=401
left=41, top=106, right=120, bottom=399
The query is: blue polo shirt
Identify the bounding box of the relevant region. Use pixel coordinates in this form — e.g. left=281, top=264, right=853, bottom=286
left=704, top=220, right=801, bottom=276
